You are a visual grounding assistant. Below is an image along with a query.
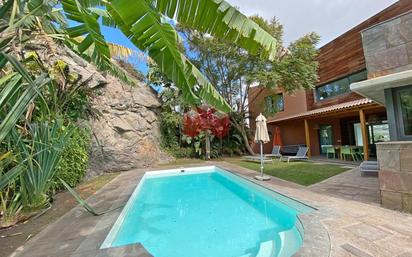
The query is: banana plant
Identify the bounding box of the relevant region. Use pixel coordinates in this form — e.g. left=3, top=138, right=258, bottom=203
left=2, top=0, right=281, bottom=112
left=60, top=0, right=281, bottom=112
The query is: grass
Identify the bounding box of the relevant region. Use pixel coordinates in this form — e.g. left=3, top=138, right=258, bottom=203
left=227, top=159, right=349, bottom=186
left=157, top=157, right=349, bottom=186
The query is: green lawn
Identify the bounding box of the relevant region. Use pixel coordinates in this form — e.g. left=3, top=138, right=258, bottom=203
left=227, top=159, right=349, bottom=186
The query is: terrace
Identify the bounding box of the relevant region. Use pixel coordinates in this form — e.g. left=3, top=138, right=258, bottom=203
left=2, top=0, right=412, bottom=257
left=6, top=162, right=412, bottom=257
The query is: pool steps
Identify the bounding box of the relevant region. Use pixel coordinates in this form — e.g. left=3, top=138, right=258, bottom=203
left=256, top=240, right=275, bottom=257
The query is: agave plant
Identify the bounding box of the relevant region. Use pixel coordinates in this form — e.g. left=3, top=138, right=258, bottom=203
left=11, top=121, right=74, bottom=210
left=0, top=55, right=51, bottom=190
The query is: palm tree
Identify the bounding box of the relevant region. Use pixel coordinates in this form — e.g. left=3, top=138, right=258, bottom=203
left=0, top=0, right=281, bottom=186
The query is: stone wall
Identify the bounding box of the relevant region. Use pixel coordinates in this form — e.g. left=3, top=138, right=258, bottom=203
left=362, top=10, right=412, bottom=78
left=377, top=142, right=412, bottom=213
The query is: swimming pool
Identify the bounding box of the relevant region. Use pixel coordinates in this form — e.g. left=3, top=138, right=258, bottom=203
left=101, top=166, right=313, bottom=257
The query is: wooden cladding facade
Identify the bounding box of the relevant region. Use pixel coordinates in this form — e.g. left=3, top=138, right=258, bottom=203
left=307, top=0, right=412, bottom=110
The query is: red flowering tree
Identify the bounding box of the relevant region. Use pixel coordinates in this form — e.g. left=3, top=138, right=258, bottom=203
left=182, top=104, right=229, bottom=159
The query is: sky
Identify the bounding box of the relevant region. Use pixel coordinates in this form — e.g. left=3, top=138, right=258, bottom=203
left=226, top=0, right=398, bottom=46
left=101, top=0, right=398, bottom=75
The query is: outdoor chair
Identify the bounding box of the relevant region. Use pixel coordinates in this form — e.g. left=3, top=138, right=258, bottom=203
left=359, top=161, right=379, bottom=176
left=242, top=155, right=272, bottom=163
left=340, top=146, right=357, bottom=161
left=353, top=147, right=364, bottom=161
left=265, top=145, right=282, bottom=160
left=325, top=146, right=336, bottom=159
left=280, top=146, right=309, bottom=163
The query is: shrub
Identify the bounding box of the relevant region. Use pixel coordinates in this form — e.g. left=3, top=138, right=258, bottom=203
left=159, top=112, right=181, bottom=149
left=165, top=146, right=195, bottom=159
left=50, top=127, right=91, bottom=192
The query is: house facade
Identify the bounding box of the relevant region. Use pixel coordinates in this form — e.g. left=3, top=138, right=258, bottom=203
left=350, top=7, right=412, bottom=212
left=248, top=0, right=412, bottom=162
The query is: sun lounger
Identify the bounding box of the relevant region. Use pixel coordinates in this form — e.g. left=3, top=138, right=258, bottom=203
left=265, top=145, right=282, bottom=159
left=360, top=161, right=379, bottom=176
left=280, top=147, right=308, bottom=163
left=242, top=155, right=273, bottom=163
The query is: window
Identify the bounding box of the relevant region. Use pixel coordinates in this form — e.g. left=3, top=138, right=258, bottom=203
left=265, top=94, right=284, bottom=113
left=368, top=123, right=390, bottom=144
left=315, top=70, right=367, bottom=101
left=398, top=87, right=412, bottom=136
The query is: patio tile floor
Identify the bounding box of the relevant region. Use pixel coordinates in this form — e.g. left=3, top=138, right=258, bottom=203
left=9, top=162, right=412, bottom=257
left=309, top=167, right=380, bottom=204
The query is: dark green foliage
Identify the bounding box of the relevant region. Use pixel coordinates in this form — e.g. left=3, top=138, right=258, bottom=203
left=166, top=146, right=195, bottom=159
left=180, top=16, right=319, bottom=154
left=51, top=127, right=91, bottom=192
left=159, top=112, right=181, bottom=149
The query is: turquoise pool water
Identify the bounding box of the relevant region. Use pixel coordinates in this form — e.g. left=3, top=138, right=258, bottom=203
left=101, top=166, right=312, bottom=257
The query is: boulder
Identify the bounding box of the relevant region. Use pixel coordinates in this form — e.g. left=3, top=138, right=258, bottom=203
left=25, top=38, right=172, bottom=178
left=87, top=75, right=172, bottom=178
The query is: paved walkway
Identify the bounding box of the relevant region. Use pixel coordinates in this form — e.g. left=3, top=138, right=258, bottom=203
left=309, top=167, right=380, bottom=204
left=9, top=162, right=412, bottom=257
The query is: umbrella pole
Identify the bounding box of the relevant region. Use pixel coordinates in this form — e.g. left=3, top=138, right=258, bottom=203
left=260, top=141, right=264, bottom=177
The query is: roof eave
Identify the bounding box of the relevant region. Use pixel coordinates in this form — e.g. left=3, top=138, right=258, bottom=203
left=350, top=70, right=412, bottom=106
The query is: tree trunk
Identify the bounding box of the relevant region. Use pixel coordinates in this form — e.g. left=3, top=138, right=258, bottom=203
left=241, top=129, right=255, bottom=155
left=230, top=118, right=255, bottom=155
left=205, top=133, right=211, bottom=160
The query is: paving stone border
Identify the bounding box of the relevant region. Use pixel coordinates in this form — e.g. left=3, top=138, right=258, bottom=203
left=10, top=162, right=412, bottom=257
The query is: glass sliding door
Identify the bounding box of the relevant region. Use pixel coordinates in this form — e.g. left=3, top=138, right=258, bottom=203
left=353, top=123, right=363, bottom=146
left=398, top=87, right=412, bottom=137
left=319, top=125, right=333, bottom=154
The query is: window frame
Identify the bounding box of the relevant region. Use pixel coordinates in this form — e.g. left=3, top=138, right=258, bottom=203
left=315, top=70, right=367, bottom=102
left=394, top=85, right=412, bottom=140
left=264, top=93, right=284, bottom=113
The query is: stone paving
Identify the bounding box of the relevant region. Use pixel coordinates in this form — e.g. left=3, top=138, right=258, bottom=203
left=9, top=162, right=412, bottom=257
left=309, top=167, right=380, bottom=204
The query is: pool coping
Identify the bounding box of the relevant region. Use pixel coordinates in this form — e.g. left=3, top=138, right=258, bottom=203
left=10, top=163, right=332, bottom=257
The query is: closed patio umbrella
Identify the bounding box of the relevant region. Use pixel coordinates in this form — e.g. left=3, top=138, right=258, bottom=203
left=273, top=126, right=283, bottom=147
left=254, top=113, right=271, bottom=181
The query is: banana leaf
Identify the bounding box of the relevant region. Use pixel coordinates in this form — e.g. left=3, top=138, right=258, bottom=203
left=59, top=178, right=123, bottom=216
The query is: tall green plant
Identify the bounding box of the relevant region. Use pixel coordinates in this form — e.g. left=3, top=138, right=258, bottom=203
left=0, top=152, right=23, bottom=227
left=0, top=54, right=50, bottom=190
left=11, top=121, right=74, bottom=210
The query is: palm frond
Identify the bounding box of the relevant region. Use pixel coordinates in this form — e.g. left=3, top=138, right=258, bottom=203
left=62, top=0, right=111, bottom=69
left=109, top=0, right=231, bottom=111
left=108, top=42, right=136, bottom=60
left=154, top=0, right=279, bottom=60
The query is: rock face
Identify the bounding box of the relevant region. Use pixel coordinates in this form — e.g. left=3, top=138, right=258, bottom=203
left=87, top=75, right=171, bottom=177
left=26, top=38, right=171, bottom=178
